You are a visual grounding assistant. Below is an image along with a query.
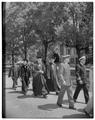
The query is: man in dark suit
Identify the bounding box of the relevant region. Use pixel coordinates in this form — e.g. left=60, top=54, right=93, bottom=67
left=73, top=56, right=89, bottom=104
left=20, top=59, right=31, bottom=95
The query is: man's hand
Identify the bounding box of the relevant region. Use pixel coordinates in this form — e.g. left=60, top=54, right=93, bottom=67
left=63, top=81, right=67, bottom=86
left=77, top=77, right=81, bottom=81
left=77, top=77, right=83, bottom=84
left=79, top=80, right=83, bottom=84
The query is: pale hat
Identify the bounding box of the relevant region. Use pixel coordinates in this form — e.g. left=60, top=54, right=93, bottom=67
left=79, top=56, right=86, bottom=61
left=16, top=61, right=24, bottom=64
left=62, top=55, right=70, bottom=59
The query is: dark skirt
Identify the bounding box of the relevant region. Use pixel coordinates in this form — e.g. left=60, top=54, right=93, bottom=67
left=46, top=64, right=60, bottom=92
left=33, top=72, right=49, bottom=96
left=21, top=76, right=30, bottom=93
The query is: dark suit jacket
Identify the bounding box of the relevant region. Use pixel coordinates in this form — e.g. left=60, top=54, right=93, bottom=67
left=20, top=64, right=31, bottom=79
left=76, top=63, right=87, bottom=84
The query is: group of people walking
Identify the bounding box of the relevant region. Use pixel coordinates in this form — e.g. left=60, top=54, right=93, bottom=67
left=8, top=49, right=93, bottom=117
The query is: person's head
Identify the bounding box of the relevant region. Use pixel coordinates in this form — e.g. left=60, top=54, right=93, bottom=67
left=23, top=59, right=28, bottom=65
left=37, top=58, right=42, bottom=64
left=62, top=55, right=70, bottom=64
left=79, top=56, right=86, bottom=65
left=54, top=47, right=59, bottom=54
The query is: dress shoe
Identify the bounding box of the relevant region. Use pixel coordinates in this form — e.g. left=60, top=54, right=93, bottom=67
left=57, top=103, right=62, bottom=107
left=84, top=109, right=91, bottom=118
left=56, top=92, right=59, bottom=95
left=43, top=95, right=47, bottom=98
left=24, top=92, right=26, bottom=96
left=73, top=98, right=76, bottom=102
left=85, top=101, right=88, bottom=104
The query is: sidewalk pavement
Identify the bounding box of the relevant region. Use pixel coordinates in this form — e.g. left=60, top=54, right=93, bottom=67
left=4, top=75, right=92, bottom=118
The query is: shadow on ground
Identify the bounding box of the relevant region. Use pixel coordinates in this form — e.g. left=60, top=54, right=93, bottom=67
left=5, top=87, right=14, bottom=90
left=62, top=100, right=69, bottom=105
left=5, top=85, right=21, bottom=90
left=77, top=108, right=84, bottom=113
left=17, top=85, right=22, bottom=87
left=63, top=113, right=88, bottom=118
left=8, top=91, right=23, bottom=94
left=17, top=94, right=34, bottom=99
left=38, top=103, right=59, bottom=111
left=62, top=108, right=91, bottom=118
left=17, top=94, right=48, bottom=99
left=38, top=103, right=71, bottom=111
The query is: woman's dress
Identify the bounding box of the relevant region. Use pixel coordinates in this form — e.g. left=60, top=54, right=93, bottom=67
left=32, top=63, right=49, bottom=96
left=46, top=62, right=60, bottom=92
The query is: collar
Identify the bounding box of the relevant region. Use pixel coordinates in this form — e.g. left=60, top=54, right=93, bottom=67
left=80, top=62, right=84, bottom=66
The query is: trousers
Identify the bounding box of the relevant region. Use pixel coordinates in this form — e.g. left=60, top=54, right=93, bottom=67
left=73, top=84, right=89, bottom=103
left=22, top=77, right=29, bottom=93
left=12, top=77, right=18, bottom=88
left=57, top=85, right=74, bottom=107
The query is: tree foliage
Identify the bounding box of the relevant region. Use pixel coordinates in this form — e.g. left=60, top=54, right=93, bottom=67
left=5, top=2, right=93, bottom=64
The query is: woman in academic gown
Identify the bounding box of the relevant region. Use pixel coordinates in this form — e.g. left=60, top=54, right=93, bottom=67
left=46, top=58, right=60, bottom=94
left=32, top=57, right=49, bottom=98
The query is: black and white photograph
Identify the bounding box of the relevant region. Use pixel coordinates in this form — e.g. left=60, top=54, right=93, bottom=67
left=2, top=2, right=93, bottom=118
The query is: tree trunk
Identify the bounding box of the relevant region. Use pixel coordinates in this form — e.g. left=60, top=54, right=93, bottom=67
left=23, top=24, right=27, bottom=60
left=24, top=44, right=27, bottom=60
left=75, top=47, right=79, bottom=60
left=44, top=41, right=48, bottom=79
left=11, top=50, right=14, bottom=77
left=12, top=52, right=14, bottom=66
left=45, top=44, right=48, bottom=64
left=11, top=38, right=15, bottom=77
left=23, top=34, right=27, bottom=60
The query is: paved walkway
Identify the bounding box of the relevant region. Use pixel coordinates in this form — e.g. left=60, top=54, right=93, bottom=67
left=4, top=74, right=92, bottom=118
